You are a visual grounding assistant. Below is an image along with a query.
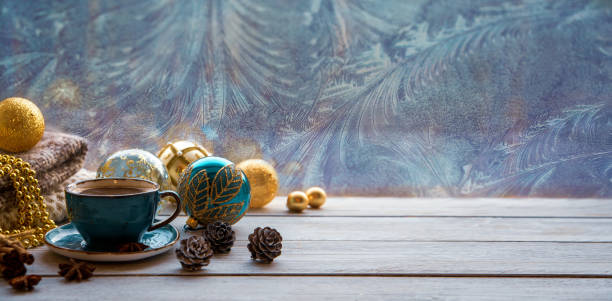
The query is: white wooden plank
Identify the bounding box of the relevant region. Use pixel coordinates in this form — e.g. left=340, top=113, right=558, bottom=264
left=161, top=197, right=612, bottom=218
left=56, top=215, right=612, bottom=243
left=28, top=241, right=612, bottom=276
left=3, top=276, right=612, bottom=300
left=183, top=215, right=612, bottom=242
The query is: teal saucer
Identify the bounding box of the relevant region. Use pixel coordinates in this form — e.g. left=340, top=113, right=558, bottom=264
left=45, top=222, right=179, bottom=262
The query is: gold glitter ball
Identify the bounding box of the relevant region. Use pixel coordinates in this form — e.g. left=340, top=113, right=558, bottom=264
left=157, top=140, right=211, bottom=189
left=97, top=149, right=171, bottom=191
left=237, top=159, right=278, bottom=209
left=306, top=187, right=327, bottom=208
left=0, top=97, right=45, bottom=152
left=286, top=191, right=308, bottom=212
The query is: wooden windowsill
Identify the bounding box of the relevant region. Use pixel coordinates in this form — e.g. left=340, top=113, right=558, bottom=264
left=2, top=197, right=612, bottom=300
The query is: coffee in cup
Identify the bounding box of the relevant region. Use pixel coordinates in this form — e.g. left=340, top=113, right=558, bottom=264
left=65, top=178, right=181, bottom=248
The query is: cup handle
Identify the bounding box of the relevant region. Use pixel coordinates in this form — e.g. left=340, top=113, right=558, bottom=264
left=149, top=191, right=182, bottom=231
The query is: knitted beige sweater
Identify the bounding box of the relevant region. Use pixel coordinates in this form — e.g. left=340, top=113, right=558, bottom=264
left=0, top=131, right=88, bottom=193
left=0, top=132, right=90, bottom=229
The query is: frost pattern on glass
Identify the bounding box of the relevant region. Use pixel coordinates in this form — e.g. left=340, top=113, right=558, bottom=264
left=0, top=0, right=610, bottom=197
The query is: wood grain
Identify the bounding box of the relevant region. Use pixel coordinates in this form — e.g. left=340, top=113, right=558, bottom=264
left=3, top=276, right=612, bottom=300
left=246, top=197, right=612, bottom=217
left=176, top=216, right=612, bottom=242
left=6, top=197, right=611, bottom=300
left=28, top=241, right=612, bottom=276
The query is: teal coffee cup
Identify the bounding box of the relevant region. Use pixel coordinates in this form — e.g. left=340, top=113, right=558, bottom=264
left=65, top=178, right=181, bottom=248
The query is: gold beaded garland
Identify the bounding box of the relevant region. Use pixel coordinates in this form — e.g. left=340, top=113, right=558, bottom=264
left=0, top=154, right=55, bottom=248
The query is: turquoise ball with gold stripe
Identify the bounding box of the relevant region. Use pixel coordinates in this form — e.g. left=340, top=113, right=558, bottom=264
left=177, top=156, right=250, bottom=227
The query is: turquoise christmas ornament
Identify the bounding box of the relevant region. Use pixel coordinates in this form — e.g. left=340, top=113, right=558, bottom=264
left=177, top=156, right=250, bottom=227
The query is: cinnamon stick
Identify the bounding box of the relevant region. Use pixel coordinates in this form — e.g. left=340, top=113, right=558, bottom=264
left=0, top=261, right=26, bottom=279
left=0, top=235, right=33, bottom=264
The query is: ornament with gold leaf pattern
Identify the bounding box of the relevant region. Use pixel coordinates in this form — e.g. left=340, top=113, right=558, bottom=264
left=177, top=157, right=250, bottom=228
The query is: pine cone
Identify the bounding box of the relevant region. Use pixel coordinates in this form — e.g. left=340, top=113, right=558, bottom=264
left=204, top=221, right=235, bottom=254
left=175, top=236, right=213, bottom=271
left=9, top=275, right=41, bottom=291
left=247, top=227, right=282, bottom=263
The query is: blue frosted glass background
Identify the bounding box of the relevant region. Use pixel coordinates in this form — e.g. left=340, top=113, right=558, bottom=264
left=0, top=0, right=610, bottom=197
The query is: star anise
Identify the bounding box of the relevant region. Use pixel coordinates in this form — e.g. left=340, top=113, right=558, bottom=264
left=8, top=275, right=41, bottom=291
left=117, top=242, right=149, bottom=252
left=58, top=259, right=96, bottom=281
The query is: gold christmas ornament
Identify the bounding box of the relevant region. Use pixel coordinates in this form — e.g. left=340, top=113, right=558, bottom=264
left=306, top=187, right=327, bottom=208
left=286, top=191, right=308, bottom=212
left=157, top=141, right=211, bottom=189
left=237, top=159, right=278, bottom=209
left=0, top=155, right=56, bottom=248
left=0, top=97, right=45, bottom=152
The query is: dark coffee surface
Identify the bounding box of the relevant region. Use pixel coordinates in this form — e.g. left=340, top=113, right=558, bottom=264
left=79, top=187, right=151, bottom=196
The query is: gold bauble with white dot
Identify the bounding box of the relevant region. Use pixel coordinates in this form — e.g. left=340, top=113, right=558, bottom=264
left=287, top=191, right=308, bottom=212
left=237, top=159, right=278, bottom=209
left=306, top=187, right=327, bottom=208
left=157, top=140, right=211, bottom=189
left=0, top=97, right=45, bottom=152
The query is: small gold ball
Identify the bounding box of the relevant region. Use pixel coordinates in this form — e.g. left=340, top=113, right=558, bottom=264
left=306, top=187, right=327, bottom=208
left=185, top=217, right=199, bottom=229
left=287, top=191, right=309, bottom=212
left=0, top=97, right=45, bottom=152
left=237, top=159, right=278, bottom=209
